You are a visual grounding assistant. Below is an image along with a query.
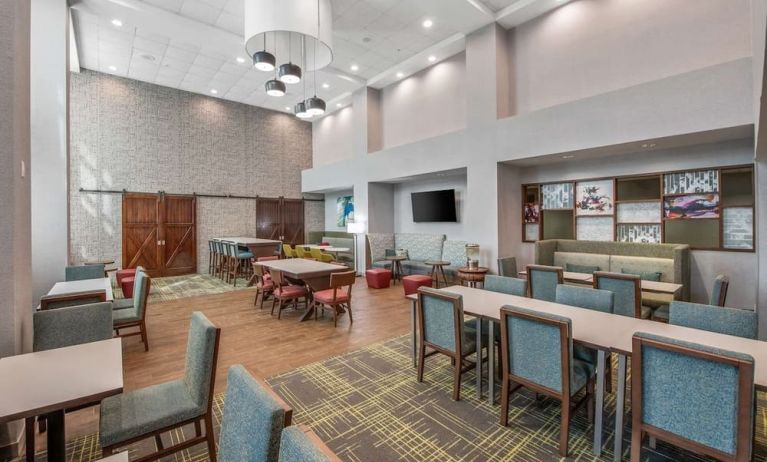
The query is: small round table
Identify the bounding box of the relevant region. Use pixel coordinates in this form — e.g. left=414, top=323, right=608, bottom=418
left=457, top=266, right=489, bottom=288
left=386, top=255, right=407, bottom=285
left=425, top=260, right=450, bottom=288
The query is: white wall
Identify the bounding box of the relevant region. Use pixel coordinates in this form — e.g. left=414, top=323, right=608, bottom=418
left=509, top=0, right=752, bottom=114
left=513, top=138, right=757, bottom=309
left=312, top=105, right=355, bottom=167
left=324, top=188, right=354, bottom=232
left=392, top=174, right=470, bottom=240
left=381, top=52, right=467, bottom=150
left=30, top=0, right=69, bottom=306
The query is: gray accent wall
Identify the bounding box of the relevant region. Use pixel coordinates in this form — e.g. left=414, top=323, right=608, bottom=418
left=70, top=70, right=320, bottom=273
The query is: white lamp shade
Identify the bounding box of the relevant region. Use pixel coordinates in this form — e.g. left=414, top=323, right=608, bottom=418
left=347, top=222, right=365, bottom=234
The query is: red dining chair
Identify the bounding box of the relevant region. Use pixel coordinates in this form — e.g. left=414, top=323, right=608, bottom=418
left=270, top=270, right=308, bottom=320
left=312, top=271, right=356, bottom=327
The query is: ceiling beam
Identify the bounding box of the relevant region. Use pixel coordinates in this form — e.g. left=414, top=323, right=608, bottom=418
left=464, top=0, right=495, bottom=18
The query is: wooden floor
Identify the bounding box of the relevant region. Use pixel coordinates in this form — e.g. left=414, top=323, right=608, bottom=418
left=61, top=276, right=413, bottom=447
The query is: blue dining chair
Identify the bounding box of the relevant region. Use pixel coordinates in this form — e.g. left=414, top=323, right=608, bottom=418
left=593, top=271, right=651, bottom=319
left=112, top=269, right=152, bottom=351
left=526, top=265, right=563, bottom=302
left=630, top=332, right=754, bottom=461
left=496, top=257, right=518, bottom=278
left=278, top=426, right=341, bottom=462
left=654, top=274, right=729, bottom=322
left=484, top=274, right=527, bottom=296
left=218, top=365, right=293, bottom=462
left=65, top=264, right=105, bottom=281
left=112, top=266, right=145, bottom=310
left=668, top=301, right=757, bottom=339
left=499, top=305, right=595, bottom=458
left=100, top=312, right=221, bottom=461
left=416, top=287, right=487, bottom=401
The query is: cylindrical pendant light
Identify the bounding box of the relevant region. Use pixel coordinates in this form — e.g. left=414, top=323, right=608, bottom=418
left=253, top=32, right=275, bottom=71
left=265, top=79, right=286, bottom=97
left=278, top=32, right=302, bottom=84
left=305, top=96, right=325, bottom=115
left=294, top=101, right=311, bottom=118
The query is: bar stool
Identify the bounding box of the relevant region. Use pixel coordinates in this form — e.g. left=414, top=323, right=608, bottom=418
left=208, top=240, right=217, bottom=275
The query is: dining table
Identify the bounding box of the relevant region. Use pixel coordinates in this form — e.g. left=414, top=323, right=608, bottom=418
left=0, top=339, right=124, bottom=462
left=406, top=285, right=767, bottom=460
left=517, top=270, right=683, bottom=296
left=46, top=277, right=114, bottom=302
left=213, top=237, right=282, bottom=258
left=259, top=259, right=349, bottom=321
left=305, top=244, right=351, bottom=260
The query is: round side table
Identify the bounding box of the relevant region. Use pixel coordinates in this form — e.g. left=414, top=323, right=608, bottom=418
left=457, top=266, right=489, bottom=288
left=386, top=255, right=407, bottom=285
left=424, top=260, right=450, bottom=288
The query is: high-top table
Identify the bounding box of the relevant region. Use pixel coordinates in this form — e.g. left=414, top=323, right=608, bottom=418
left=259, top=259, right=348, bottom=321
left=213, top=237, right=281, bottom=258
left=46, top=277, right=114, bottom=302
left=0, top=339, right=124, bottom=462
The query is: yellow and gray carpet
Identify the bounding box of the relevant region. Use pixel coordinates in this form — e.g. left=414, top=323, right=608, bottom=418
left=113, top=273, right=251, bottom=304
left=22, top=335, right=767, bottom=461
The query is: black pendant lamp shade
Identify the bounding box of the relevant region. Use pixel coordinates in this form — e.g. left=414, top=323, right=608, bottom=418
left=253, top=50, right=276, bottom=72
left=278, top=62, right=302, bottom=84
left=265, top=79, right=286, bottom=97
left=294, top=101, right=311, bottom=118
left=305, top=96, right=326, bottom=115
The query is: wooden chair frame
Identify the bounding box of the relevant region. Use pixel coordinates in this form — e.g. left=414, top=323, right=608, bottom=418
left=114, top=278, right=152, bottom=351
left=39, top=290, right=107, bottom=310
left=102, top=324, right=221, bottom=462
left=207, top=240, right=217, bottom=275
left=526, top=264, right=564, bottom=299
left=630, top=335, right=754, bottom=462
left=270, top=270, right=308, bottom=320
left=251, top=262, right=274, bottom=309
left=416, top=288, right=484, bottom=401
left=313, top=270, right=355, bottom=327
left=499, top=307, right=594, bottom=458
left=226, top=242, right=251, bottom=287
left=593, top=271, right=642, bottom=318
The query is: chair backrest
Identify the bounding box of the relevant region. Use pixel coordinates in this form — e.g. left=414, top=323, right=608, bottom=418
left=33, top=302, right=113, bottom=352
left=669, top=301, right=757, bottom=339
left=220, top=241, right=233, bottom=257
left=132, top=270, right=151, bottom=320
left=593, top=271, right=641, bottom=318
left=252, top=263, right=268, bottom=284
left=218, top=365, right=293, bottom=462
left=417, top=287, right=463, bottom=355
left=183, top=312, right=221, bottom=411
left=497, top=257, right=517, bottom=277
left=214, top=240, right=223, bottom=254
left=271, top=269, right=287, bottom=287
left=258, top=256, right=279, bottom=262
left=39, top=290, right=107, bottom=310
left=65, top=264, right=105, bottom=281
left=282, top=244, right=294, bottom=258
left=208, top=240, right=215, bottom=253
left=555, top=285, right=614, bottom=313
left=278, top=426, right=341, bottom=462
left=500, top=305, right=572, bottom=396
left=526, top=265, right=563, bottom=302
left=632, top=332, right=754, bottom=460
left=484, top=275, right=527, bottom=297
left=710, top=274, right=729, bottom=307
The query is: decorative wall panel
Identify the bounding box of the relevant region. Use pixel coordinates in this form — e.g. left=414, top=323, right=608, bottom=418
left=524, top=223, right=539, bottom=241
left=541, top=183, right=573, bottom=209
left=575, top=179, right=613, bottom=216
left=70, top=70, right=317, bottom=273
left=576, top=217, right=613, bottom=241
left=616, top=201, right=661, bottom=223
left=663, top=169, right=718, bottom=194
left=723, top=207, right=753, bottom=249
left=617, top=224, right=661, bottom=243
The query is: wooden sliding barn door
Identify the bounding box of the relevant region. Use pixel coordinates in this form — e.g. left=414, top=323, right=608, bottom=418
left=255, top=197, right=305, bottom=246
left=122, top=193, right=197, bottom=276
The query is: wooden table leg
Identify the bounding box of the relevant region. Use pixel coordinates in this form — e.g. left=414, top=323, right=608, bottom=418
left=45, top=410, right=65, bottom=462
left=439, top=266, right=448, bottom=287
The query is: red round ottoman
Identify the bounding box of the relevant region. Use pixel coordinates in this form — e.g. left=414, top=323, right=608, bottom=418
left=366, top=268, right=392, bottom=289
left=403, top=274, right=432, bottom=296
left=121, top=277, right=135, bottom=298
left=116, top=268, right=137, bottom=285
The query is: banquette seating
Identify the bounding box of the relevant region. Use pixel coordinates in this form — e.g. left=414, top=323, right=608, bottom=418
left=367, top=233, right=467, bottom=281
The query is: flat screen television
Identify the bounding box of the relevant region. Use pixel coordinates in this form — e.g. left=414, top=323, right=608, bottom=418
left=411, top=189, right=457, bottom=222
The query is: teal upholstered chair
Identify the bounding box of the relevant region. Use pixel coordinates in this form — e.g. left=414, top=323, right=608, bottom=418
left=630, top=332, right=754, bottom=461
left=218, top=365, right=293, bottom=462
left=279, top=426, right=341, bottom=462
left=27, top=302, right=113, bottom=457
left=654, top=274, right=730, bottom=322
left=499, top=305, right=595, bottom=457
left=668, top=301, right=757, bottom=339
left=65, top=263, right=105, bottom=281
left=484, top=275, right=527, bottom=296
left=526, top=265, right=563, bottom=302
left=497, top=257, right=518, bottom=278
left=416, top=287, right=486, bottom=401
left=113, top=268, right=152, bottom=351
left=593, top=271, right=651, bottom=319
left=113, top=266, right=145, bottom=310
left=100, top=312, right=221, bottom=460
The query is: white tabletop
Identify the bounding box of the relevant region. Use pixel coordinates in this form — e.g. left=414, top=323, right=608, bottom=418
left=97, top=452, right=129, bottom=462
left=48, top=277, right=114, bottom=301
left=259, top=259, right=348, bottom=278
left=0, top=339, right=124, bottom=422
left=305, top=245, right=350, bottom=252
left=213, top=237, right=281, bottom=245
left=518, top=270, right=682, bottom=296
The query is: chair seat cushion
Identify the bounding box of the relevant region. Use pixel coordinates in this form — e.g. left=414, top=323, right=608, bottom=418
left=274, top=286, right=307, bottom=298
left=99, top=379, right=204, bottom=448
left=113, top=307, right=140, bottom=323
left=641, top=305, right=653, bottom=319
left=112, top=298, right=134, bottom=310
left=313, top=288, right=350, bottom=304
left=571, top=359, right=595, bottom=394
left=238, top=251, right=255, bottom=259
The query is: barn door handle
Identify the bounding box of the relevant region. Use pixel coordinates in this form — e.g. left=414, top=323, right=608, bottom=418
left=157, top=240, right=162, bottom=246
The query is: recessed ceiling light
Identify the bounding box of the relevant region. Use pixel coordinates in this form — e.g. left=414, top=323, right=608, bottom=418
left=336, top=103, right=342, bottom=108
left=350, top=64, right=359, bottom=72
left=396, top=71, right=404, bottom=78
left=641, top=143, right=657, bottom=149
left=428, top=55, right=436, bottom=62
left=561, top=155, right=575, bottom=159
left=210, top=89, right=218, bottom=94
left=422, top=19, right=433, bottom=28
left=285, top=106, right=291, bottom=110
left=322, top=82, right=329, bottom=89
left=236, top=57, right=246, bottom=64
left=108, top=65, right=117, bottom=71
left=111, top=19, right=123, bottom=27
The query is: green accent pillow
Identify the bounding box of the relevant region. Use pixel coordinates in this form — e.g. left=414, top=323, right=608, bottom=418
left=566, top=263, right=600, bottom=274
left=621, top=268, right=662, bottom=282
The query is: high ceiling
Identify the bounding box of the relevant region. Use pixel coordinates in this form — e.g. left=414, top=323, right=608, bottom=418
left=70, top=0, right=562, bottom=117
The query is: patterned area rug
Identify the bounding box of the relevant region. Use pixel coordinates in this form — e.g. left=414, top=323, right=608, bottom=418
left=113, top=274, right=251, bottom=303
left=21, top=335, right=767, bottom=461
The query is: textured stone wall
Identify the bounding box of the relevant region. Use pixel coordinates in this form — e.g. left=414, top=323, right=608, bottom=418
left=70, top=70, right=323, bottom=273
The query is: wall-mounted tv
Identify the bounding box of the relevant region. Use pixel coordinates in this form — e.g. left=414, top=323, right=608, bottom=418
left=411, top=189, right=457, bottom=222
